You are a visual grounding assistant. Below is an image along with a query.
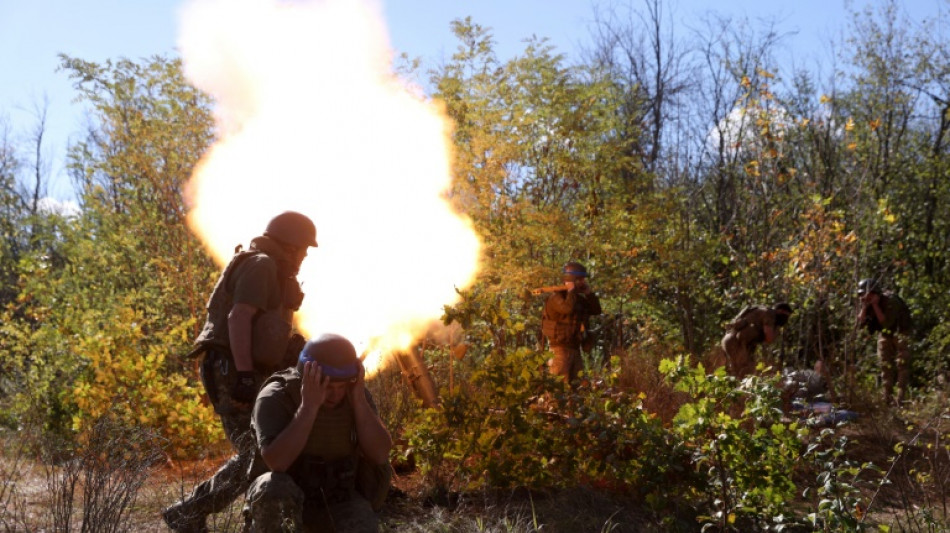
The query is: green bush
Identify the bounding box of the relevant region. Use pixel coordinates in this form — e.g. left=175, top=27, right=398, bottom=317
left=660, top=357, right=805, bottom=530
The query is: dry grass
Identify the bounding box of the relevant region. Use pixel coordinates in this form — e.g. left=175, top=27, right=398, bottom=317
left=1, top=449, right=661, bottom=533
left=1, top=357, right=948, bottom=532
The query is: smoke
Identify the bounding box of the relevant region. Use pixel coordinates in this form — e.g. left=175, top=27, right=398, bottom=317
left=177, top=0, right=481, bottom=369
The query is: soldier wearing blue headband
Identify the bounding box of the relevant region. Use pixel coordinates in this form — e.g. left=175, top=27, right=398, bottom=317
left=540, top=261, right=603, bottom=384
left=296, top=335, right=361, bottom=381
left=245, top=333, right=393, bottom=531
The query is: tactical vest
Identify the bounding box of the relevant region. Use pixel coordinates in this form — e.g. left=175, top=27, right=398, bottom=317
left=195, top=248, right=267, bottom=349
left=193, top=241, right=304, bottom=371
left=258, top=369, right=360, bottom=503
left=250, top=369, right=393, bottom=510
left=542, top=292, right=596, bottom=347
left=880, top=292, right=913, bottom=336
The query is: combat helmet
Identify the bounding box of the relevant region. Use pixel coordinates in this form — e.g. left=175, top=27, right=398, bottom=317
left=297, top=333, right=360, bottom=382
left=264, top=211, right=318, bottom=249
left=562, top=261, right=589, bottom=282
left=857, top=278, right=880, bottom=296
left=772, top=302, right=794, bottom=327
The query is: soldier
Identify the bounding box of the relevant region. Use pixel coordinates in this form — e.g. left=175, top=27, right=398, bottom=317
left=244, top=333, right=393, bottom=532
left=163, top=211, right=318, bottom=533
left=781, top=359, right=832, bottom=410
left=540, top=261, right=603, bottom=383
left=856, top=278, right=913, bottom=406
left=720, top=302, right=793, bottom=378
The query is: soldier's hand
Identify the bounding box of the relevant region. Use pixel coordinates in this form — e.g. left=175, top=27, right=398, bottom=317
left=347, top=363, right=366, bottom=402
left=300, top=361, right=329, bottom=411
left=231, top=371, right=258, bottom=405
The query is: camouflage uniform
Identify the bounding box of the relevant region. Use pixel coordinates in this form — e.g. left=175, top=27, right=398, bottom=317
left=245, top=369, right=391, bottom=533
left=245, top=473, right=378, bottom=533
left=860, top=292, right=913, bottom=404
left=541, top=290, right=602, bottom=382
left=720, top=306, right=779, bottom=378
left=166, top=236, right=304, bottom=526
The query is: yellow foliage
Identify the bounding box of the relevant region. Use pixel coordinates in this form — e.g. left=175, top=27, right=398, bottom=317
left=69, top=303, right=222, bottom=458
left=744, top=160, right=760, bottom=177
left=877, top=198, right=898, bottom=224
left=785, top=197, right=857, bottom=286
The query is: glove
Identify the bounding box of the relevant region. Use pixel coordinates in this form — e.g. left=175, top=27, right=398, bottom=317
left=286, top=333, right=306, bottom=364
left=231, top=371, right=258, bottom=404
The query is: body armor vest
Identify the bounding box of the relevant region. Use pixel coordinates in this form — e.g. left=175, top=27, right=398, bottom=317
left=195, top=249, right=268, bottom=350
left=261, top=370, right=360, bottom=502
left=193, top=239, right=304, bottom=372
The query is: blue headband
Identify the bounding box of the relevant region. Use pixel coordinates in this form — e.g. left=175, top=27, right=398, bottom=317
left=298, top=350, right=360, bottom=381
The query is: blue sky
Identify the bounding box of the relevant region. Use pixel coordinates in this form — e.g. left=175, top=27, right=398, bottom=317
left=0, top=0, right=945, bottom=201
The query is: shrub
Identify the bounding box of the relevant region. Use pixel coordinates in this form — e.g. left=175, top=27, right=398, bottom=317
left=660, top=356, right=805, bottom=530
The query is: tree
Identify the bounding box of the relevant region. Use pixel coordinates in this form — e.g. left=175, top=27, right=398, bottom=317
left=1, top=55, right=220, bottom=455
left=588, top=0, right=691, bottom=178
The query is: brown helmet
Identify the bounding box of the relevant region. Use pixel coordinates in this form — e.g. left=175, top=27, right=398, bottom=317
left=264, top=211, right=318, bottom=248
left=297, top=333, right=360, bottom=382
left=562, top=261, right=589, bottom=283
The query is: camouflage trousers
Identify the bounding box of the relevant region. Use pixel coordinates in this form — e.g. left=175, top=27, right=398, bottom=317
left=168, top=352, right=259, bottom=521
left=244, top=472, right=379, bottom=533
left=548, top=345, right=582, bottom=383
left=879, top=333, right=911, bottom=404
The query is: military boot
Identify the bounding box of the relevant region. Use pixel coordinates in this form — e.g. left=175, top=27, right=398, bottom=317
left=162, top=501, right=208, bottom=533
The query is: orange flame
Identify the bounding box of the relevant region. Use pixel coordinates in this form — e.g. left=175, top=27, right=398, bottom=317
left=177, top=0, right=481, bottom=372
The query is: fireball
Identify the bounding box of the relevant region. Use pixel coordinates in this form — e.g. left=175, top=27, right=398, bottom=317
left=177, top=0, right=481, bottom=372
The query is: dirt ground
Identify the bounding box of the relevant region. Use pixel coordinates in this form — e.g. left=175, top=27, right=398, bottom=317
left=1, top=449, right=659, bottom=533
left=2, top=404, right=949, bottom=532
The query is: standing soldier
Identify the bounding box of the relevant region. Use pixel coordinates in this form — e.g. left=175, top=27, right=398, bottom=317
left=244, top=333, right=393, bottom=532
left=720, top=302, right=794, bottom=378
left=163, top=211, right=318, bottom=533
left=540, top=261, right=603, bottom=383
left=856, top=278, right=913, bottom=406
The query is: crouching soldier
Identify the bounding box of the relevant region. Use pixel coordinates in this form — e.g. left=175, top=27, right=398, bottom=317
left=781, top=359, right=832, bottom=411
left=720, top=302, right=793, bottom=378
left=245, top=334, right=393, bottom=532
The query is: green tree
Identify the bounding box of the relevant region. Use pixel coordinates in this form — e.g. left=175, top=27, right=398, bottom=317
left=1, top=55, right=220, bottom=455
